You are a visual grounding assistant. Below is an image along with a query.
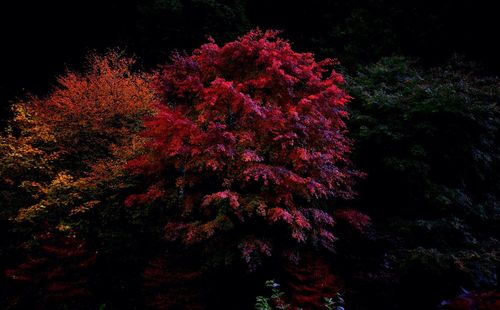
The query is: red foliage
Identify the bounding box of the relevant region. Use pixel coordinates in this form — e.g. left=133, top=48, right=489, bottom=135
left=4, top=233, right=96, bottom=308
left=142, top=251, right=206, bottom=310
left=283, top=252, right=344, bottom=309
left=126, top=29, right=361, bottom=267
left=441, top=290, right=500, bottom=310
left=335, top=208, right=371, bottom=232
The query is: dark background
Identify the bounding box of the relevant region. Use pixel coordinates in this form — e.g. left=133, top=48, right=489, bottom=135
left=0, top=0, right=498, bottom=124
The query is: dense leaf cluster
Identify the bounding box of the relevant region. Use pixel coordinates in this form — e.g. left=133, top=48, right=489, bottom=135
left=126, top=30, right=361, bottom=269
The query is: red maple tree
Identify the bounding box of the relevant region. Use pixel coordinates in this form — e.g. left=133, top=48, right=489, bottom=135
left=126, top=29, right=361, bottom=268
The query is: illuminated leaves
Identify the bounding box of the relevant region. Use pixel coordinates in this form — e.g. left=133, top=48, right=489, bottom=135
left=1, top=51, right=157, bottom=231
left=127, top=30, right=363, bottom=267
left=20, top=51, right=156, bottom=165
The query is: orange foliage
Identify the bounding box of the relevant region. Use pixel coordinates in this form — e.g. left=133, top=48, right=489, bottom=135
left=14, top=51, right=156, bottom=167
left=2, top=51, right=157, bottom=308
left=1, top=51, right=156, bottom=223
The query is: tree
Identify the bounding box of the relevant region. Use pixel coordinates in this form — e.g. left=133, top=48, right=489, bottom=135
left=16, top=51, right=155, bottom=170
left=1, top=50, right=156, bottom=221
left=2, top=51, right=157, bottom=309
left=126, top=29, right=362, bottom=269
left=345, top=56, right=500, bottom=309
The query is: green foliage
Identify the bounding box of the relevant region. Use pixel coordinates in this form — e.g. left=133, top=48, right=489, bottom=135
left=324, top=293, right=345, bottom=310
left=345, top=56, right=500, bottom=308
left=255, top=280, right=346, bottom=310
left=348, top=56, right=500, bottom=214
left=255, top=280, right=290, bottom=310
left=255, top=295, right=273, bottom=310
